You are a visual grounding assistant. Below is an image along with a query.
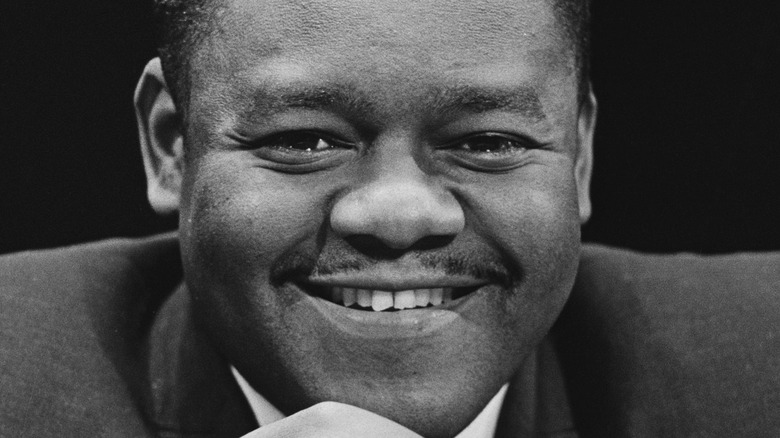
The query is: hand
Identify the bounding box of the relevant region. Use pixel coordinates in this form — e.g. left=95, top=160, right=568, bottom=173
left=240, top=401, right=423, bottom=438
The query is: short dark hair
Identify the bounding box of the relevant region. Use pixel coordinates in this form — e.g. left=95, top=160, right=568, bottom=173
left=153, top=0, right=591, bottom=111
left=152, top=0, right=218, bottom=114
left=553, top=0, right=592, bottom=102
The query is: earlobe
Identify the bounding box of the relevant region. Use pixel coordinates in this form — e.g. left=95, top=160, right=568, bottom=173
left=134, top=57, right=184, bottom=215
left=575, top=87, right=597, bottom=224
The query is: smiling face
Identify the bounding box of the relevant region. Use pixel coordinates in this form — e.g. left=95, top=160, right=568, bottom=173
left=137, top=0, right=595, bottom=436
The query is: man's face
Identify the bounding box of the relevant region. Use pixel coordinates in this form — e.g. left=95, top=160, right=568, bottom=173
left=173, top=0, right=592, bottom=435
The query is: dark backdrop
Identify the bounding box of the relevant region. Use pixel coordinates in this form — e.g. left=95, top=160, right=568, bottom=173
left=2, top=1, right=779, bottom=255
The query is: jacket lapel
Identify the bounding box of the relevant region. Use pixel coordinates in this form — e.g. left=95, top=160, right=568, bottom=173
left=495, top=336, right=578, bottom=438
left=145, top=284, right=258, bottom=437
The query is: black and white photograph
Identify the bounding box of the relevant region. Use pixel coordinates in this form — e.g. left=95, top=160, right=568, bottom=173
left=1, top=1, right=778, bottom=436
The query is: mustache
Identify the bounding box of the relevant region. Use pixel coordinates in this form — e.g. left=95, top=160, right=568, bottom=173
left=270, top=246, right=515, bottom=287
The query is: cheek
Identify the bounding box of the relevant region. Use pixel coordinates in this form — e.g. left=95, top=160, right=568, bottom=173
left=469, top=164, right=580, bottom=249
left=464, top=162, right=581, bottom=309
left=179, top=156, right=328, bottom=289
left=510, top=184, right=580, bottom=307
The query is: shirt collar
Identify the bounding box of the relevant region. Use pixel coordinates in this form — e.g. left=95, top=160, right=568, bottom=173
left=231, top=366, right=509, bottom=438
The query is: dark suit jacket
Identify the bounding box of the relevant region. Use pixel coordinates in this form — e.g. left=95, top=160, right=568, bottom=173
left=1, top=234, right=778, bottom=437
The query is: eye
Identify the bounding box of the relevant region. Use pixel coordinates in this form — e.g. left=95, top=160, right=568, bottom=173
left=454, top=133, right=532, bottom=155
left=258, top=132, right=347, bottom=153
left=441, top=132, right=546, bottom=172
left=229, top=130, right=356, bottom=173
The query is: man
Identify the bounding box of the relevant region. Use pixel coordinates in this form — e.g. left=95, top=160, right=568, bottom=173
left=139, top=0, right=593, bottom=435
left=1, top=0, right=778, bottom=436
left=139, top=0, right=594, bottom=434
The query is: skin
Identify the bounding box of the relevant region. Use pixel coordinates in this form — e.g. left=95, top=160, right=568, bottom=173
left=135, top=0, right=596, bottom=436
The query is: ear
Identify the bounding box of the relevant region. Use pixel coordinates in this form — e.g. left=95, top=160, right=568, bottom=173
left=575, top=86, right=597, bottom=224
left=134, top=58, right=184, bottom=215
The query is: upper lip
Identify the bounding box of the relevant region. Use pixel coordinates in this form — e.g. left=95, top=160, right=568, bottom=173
left=303, top=268, right=489, bottom=291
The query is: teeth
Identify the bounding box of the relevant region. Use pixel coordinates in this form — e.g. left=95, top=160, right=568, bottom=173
left=331, top=287, right=457, bottom=311
left=357, top=289, right=372, bottom=308
left=372, top=291, right=394, bottom=311
left=343, top=288, right=356, bottom=307
left=430, top=288, right=444, bottom=306
left=414, top=289, right=431, bottom=307
left=394, top=290, right=416, bottom=310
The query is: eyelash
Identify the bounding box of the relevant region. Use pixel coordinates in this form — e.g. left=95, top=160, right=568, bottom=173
left=229, top=130, right=545, bottom=174
left=445, top=133, right=545, bottom=154
left=239, top=132, right=540, bottom=152
left=241, top=131, right=353, bottom=153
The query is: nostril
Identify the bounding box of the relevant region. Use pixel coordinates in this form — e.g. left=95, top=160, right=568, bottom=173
left=330, top=180, right=466, bottom=250
left=345, top=234, right=455, bottom=258
left=411, top=235, right=456, bottom=250
left=345, top=235, right=407, bottom=259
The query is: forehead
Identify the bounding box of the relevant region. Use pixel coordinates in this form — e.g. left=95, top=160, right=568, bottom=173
left=197, top=0, right=570, bottom=73
left=190, top=0, right=576, bottom=126
left=215, top=0, right=561, bottom=56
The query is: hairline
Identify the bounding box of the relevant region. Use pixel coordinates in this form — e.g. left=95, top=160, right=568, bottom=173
left=155, top=0, right=590, bottom=118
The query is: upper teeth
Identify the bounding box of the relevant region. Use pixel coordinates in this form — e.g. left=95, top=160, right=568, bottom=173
left=332, top=287, right=454, bottom=311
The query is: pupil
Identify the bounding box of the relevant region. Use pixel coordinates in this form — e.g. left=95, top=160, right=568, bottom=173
left=286, top=134, right=322, bottom=150
left=472, top=138, right=501, bottom=152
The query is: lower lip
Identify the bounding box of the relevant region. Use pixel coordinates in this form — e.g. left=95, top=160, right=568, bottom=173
left=303, top=286, right=484, bottom=340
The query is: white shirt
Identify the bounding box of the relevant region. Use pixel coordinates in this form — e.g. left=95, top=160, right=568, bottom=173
left=232, top=367, right=509, bottom=438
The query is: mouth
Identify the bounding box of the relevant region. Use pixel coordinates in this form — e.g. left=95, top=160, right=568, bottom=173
left=301, top=284, right=482, bottom=312
left=292, top=274, right=495, bottom=338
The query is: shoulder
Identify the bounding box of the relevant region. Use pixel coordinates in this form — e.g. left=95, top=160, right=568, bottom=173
left=578, top=243, right=780, bottom=291
left=0, top=234, right=181, bottom=436
left=0, top=232, right=181, bottom=295
left=557, top=244, right=780, bottom=436
left=572, top=245, right=780, bottom=351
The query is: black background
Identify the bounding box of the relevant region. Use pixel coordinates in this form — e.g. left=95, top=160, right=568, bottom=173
left=1, top=1, right=778, bottom=255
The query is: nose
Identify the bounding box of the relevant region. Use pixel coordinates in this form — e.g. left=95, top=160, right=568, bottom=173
left=330, top=161, right=465, bottom=250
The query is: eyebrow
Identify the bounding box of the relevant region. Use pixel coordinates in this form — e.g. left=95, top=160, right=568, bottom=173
left=430, top=85, right=547, bottom=122
left=239, top=83, right=546, bottom=122
left=242, top=84, right=374, bottom=120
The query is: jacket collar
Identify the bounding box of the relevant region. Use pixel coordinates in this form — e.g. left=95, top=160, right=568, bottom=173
left=144, top=284, right=258, bottom=437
